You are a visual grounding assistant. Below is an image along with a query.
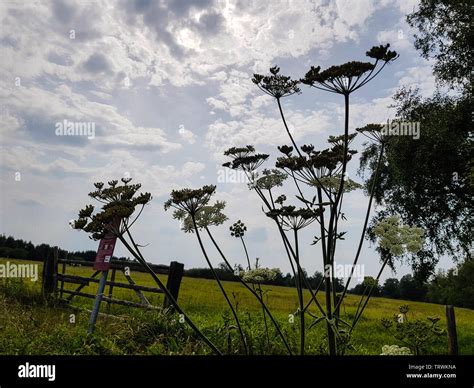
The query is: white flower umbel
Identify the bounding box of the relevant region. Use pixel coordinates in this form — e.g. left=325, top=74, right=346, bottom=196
left=381, top=344, right=412, bottom=355
left=374, top=215, right=424, bottom=256
left=240, top=268, right=278, bottom=284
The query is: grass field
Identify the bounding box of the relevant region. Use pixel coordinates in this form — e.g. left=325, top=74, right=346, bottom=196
left=1, top=258, right=473, bottom=355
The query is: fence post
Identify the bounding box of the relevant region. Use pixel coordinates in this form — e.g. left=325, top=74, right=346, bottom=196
left=88, top=270, right=109, bottom=334
left=42, top=246, right=58, bottom=299
left=59, top=252, right=67, bottom=299
left=445, top=305, right=458, bottom=355
left=164, top=261, right=184, bottom=309
left=106, top=268, right=116, bottom=315
left=52, top=247, right=58, bottom=297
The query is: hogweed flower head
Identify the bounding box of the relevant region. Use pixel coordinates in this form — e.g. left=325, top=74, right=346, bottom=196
left=374, top=216, right=424, bottom=257
left=240, top=267, right=279, bottom=283
left=173, top=201, right=228, bottom=233
left=366, top=44, right=398, bottom=62
left=164, top=185, right=216, bottom=216
left=275, top=194, right=287, bottom=206
left=276, top=138, right=357, bottom=183
left=254, top=168, right=287, bottom=190
left=73, top=178, right=151, bottom=240
left=309, top=175, right=362, bottom=193
left=356, top=123, right=386, bottom=143
left=252, top=66, right=301, bottom=99
left=223, top=145, right=255, bottom=159
left=223, top=145, right=269, bottom=173
left=381, top=345, right=412, bottom=355
left=230, top=220, right=247, bottom=238
left=301, top=44, right=398, bottom=94
left=266, top=205, right=322, bottom=231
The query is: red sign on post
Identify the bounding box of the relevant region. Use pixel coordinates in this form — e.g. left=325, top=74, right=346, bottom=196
left=93, top=237, right=117, bottom=271
left=93, top=219, right=121, bottom=271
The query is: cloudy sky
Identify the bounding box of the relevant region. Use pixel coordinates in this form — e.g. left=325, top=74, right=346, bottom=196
left=0, top=0, right=449, bottom=282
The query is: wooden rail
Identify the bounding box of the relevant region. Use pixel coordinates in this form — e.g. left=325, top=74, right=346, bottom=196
left=42, top=247, right=184, bottom=311
left=57, top=274, right=165, bottom=294
left=60, top=289, right=161, bottom=310
left=57, top=258, right=170, bottom=275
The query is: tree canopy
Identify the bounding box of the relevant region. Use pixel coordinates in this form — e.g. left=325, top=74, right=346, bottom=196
left=359, top=0, right=472, bottom=280
left=407, top=0, right=472, bottom=90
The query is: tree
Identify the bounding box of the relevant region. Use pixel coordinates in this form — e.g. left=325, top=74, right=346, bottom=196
left=350, top=283, right=365, bottom=295
left=10, top=248, right=28, bottom=260
left=399, top=274, right=427, bottom=301
left=382, top=278, right=400, bottom=299
left=351, top=276, right=382, bottom=296
left=361, top=276, right=381, bottom=297
left=406, top=0, right=471, bottom=90
left=359, top=0, right=472, bottom=281
left=360, top=89, right=473, bottom=280
left=427, top=260, right=474, bottom=309
left=217, top=262, right=233, bottom=273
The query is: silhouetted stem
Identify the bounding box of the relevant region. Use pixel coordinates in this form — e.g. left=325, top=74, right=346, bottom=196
left=119, top=228, right=221, bottom=355
left=191, top=216, right=248, bottom=355
left=204, top=226, right=293, bottom=355
left=294, top=228, right=305, bottom=355
left=240, top=237, right=251, bottom=270
left=277, top=97, right=300, bottom=157
left=334, top=142, right=385, bottom=313
left=257, top=284, right=271, bottom=347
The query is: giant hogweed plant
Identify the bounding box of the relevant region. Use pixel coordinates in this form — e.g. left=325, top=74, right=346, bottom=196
left=381, top=305, right=445, bottom=356
left=72, top=179, right=222, bottom=355
left=165, top=187, right=292, bottom=354
left=162, top=45, right=411, bottom=355
left=219, top=44, right=403, bottom=355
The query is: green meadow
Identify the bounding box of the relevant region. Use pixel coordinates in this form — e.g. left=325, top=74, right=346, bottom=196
left=1, top=259, right=473, bottom=355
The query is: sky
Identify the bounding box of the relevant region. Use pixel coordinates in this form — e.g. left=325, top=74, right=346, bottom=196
left=0, top=0, right=452, bottom=284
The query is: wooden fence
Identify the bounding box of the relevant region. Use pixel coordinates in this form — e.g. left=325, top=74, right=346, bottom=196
left=42, top=247, right=184, bottom=311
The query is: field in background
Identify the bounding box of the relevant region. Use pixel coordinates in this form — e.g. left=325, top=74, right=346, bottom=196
left=1, top=258, right=473, bottom=355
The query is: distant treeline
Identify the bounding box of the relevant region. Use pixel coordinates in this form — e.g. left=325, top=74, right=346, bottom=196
left=185, top=264, right=345, bottom=291
left=0, top=234, right=132, bottom=263
left=1, top=234, right=472, bottom=308
left=348, top=259, right=474, bottom=309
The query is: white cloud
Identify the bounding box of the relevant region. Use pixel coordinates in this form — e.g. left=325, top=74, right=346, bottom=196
left=2, top=83, right=181, bottom=153
left=206, top=106, right=334, bottom=157
left=178, top=125, right=197, bottom=144
left=396, top=0, right=419, bottom=14
left=335, top=0, right=377, bottom=27
left=396, top=65, right=437, bottom=97
left=350, top=96, right=395, bottom=128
